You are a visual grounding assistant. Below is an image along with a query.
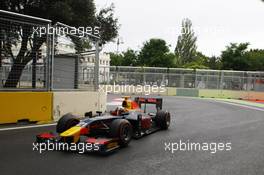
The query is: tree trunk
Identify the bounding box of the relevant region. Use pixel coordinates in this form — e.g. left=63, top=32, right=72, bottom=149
left=4, top=62, right=26, bottom=88
left=3, top=33, right=46, bottom=88
left=0, top=41, right=2, bottom=68
left=32, top=52, right=36, bottom=88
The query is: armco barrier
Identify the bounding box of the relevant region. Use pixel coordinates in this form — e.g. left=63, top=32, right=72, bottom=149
left=0, top=92, right=53, bottom=124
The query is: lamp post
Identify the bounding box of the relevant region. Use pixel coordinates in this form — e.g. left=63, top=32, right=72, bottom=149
left=116, top=37, right=124, bottom=54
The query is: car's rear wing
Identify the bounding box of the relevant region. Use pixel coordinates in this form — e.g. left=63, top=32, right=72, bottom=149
left=134, top=97, right=163, bottom=111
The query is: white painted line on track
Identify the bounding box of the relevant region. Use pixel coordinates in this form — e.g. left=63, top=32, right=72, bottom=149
left=0, top=123, right=56, bottom=132
left=213, top=100, right=264, bottom=112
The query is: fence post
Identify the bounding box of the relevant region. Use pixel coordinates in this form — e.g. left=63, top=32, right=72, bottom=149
left=49, top=27, right=55, bottom=91
left=94, top=41, right=100, bottom=91
left=194, top=69, right=198, bottom=88
left=116, top=66, right=119, bottom=84
left=167, top=68, right=170, bottom=87
left=0, top=40, right=2, bottom=88
left=44, top=25, right=48, bottom=90
left=220, top=71, right=224, bottom=89
left=32, top=52, right=36, bottom=88
left=143, top=67, right=146, bottom=85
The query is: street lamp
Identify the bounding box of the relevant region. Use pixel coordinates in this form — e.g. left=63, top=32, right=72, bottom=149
left=116, top=37, right=124, bottom=54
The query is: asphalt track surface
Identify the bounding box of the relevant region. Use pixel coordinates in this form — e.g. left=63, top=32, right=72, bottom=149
left=1, top=95, right=264, bottom=175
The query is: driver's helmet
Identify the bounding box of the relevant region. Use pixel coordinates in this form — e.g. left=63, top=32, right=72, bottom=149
left=116, top=106, right=125, bottom=115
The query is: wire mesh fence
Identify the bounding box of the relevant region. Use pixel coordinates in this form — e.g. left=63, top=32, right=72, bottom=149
left=108, top=66, right=264, bottom=92
left=0, top=10, right=51, bottom=90
left=0, top=10, right=101, bottom=91
left=52, top=22, right=100, bottom=91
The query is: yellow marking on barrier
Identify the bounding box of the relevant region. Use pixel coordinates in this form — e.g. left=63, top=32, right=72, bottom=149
left=0, top=92, right=53, bottom=124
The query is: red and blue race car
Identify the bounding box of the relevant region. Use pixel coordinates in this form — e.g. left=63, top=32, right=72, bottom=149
left=36, top=97, right=171, bottom=154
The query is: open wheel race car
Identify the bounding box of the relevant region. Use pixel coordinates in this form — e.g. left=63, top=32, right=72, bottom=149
left=36, top=97, right=171, bottom=154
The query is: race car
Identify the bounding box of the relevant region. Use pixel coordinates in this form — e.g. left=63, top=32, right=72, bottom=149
left=36, top=97, right=171, bottom=154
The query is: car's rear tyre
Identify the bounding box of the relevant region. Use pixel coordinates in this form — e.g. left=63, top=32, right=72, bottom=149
left=56, top=113, right=80, bottom=133
left=110, top=119, right=132, bottom=147
left=156, top=111, right=170, bottom=130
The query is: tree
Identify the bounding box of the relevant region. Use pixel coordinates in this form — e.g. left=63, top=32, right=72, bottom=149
left=138, top=38, right=175, bottom=67
left=110, top=53, right=123, bottom=66
left=183, top=52, right=209, bottom=69
left=122, top=49, right=138, bottom=66
left=175, top=18, right=197, bottom=65
left=220, top=43, right=264, bottom=71
left=0, top=0, right=119, bottom=87
left=245, top=49, right=264, bottom=71
left=207, top=56, right=222, bottom=70
left=221, top=43, right=250, bottom=70
left=186, top=52, right=222, bottom=70
left=109, top=49, right=138, bottom=66
left=96, top=4, right=119, bottom=44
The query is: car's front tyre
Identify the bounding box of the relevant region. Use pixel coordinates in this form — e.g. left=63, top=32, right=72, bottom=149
left=56, top=113, right=80, bottom=133
left=110, top=119, right=133, bottom=147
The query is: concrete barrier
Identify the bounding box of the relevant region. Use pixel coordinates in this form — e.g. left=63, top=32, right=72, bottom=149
left=199, top=89, right=222, bottom=98
left=221, top=90, right=249, bottom=99
left=53, top=91, right=107, bottom=121
left=0, top=92, right=53, bottom=124
left=102, top=85, right=264, bottom=100
left=176, top=88, right=199, bottom=97
left=248, top=92, right=264, bottom=100
left=198, top=89, right=264, bottom=100
left=167, top=87, right=177, bottom=96
left=159, top=88, right=264, bottom=100
left=101, top=85, right=264, bottom=100
left=1, top=87, right=262, bottom=124
left=198, top=89, right=250, bottom=99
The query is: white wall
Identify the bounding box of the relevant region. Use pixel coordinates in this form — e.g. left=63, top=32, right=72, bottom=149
left=53, top=91, right=106, bottom=121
